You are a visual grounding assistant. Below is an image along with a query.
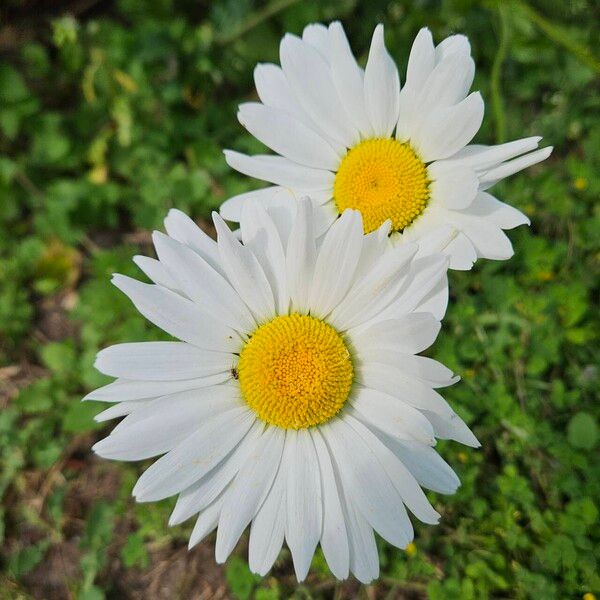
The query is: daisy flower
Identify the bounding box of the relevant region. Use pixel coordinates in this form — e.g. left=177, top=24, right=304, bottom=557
left=221, top=22, right=552, bottom=270
left=84, top=199, right=478, bottom=583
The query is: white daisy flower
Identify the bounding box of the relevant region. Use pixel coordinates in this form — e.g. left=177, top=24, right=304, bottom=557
left=221, top=22, right=552, bottom=270
left=85, top=199, right=479, bottom=583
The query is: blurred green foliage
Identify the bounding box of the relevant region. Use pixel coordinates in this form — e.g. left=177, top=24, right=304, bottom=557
left=0, top=0, right=598, bottom=598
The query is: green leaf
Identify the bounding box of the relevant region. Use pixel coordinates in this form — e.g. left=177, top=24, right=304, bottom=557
left=225, top=556, right=261, bottom=600
left=567, top=412, right=598, bottom=449
left=62, top=400, right=103, bottom=433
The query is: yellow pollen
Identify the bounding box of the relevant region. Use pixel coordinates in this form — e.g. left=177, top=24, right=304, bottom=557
left=334, top=138, right=430, bottom=234
left=238, top=314, right=353, bottom=429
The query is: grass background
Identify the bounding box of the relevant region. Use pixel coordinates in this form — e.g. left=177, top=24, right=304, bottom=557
left=0, top=0, right=598, bottom=598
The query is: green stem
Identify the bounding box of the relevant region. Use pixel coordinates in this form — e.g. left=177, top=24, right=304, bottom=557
left=490, top=2, right=510, bottom=143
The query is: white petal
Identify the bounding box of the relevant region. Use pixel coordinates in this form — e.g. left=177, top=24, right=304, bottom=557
left=84, top=374, right=229, bottom=402
left=328, top=21, right=372, bottom=136
left=280, top=34, right=359, bottom=147
left=302, top=23, right=330, bottom=59
left=216, top=426, right=285, bottom=563
left=308, top=209, right=363, bottom=318
left=348, top=312, right=441, bottom=355
left=323, top=417, right=413, bottom=548
left=213, top=213, right=275, bottom=322
left=435, top=34, right=471, bottom=62
left=170, top=421, right=264, bottom=526
left=286, top=197, right=317, bottom=313
left=347, top=416, right=440, bottom=524
left=479, top=146, right=553, bottom=188
left=328, top=243, right=418, bottom=330
left=446, top=212, right=514, bottom=260
left=153, top=232, right=256, bottom=332
left=352, top=220, right=391, bottom=281
left=405, top=28, right=435, bottom=91
left=95, top=342, right=232, bottom=381
left=132, top=407, right=255, bottom=502
left=240, top=202, right=289, bottom=314
left=445, top=232, right=478, bottom=270
left=133, top=256, right=181, bottom=293
left=348, top=386, right=435, bottom=445
left=93, top=384, right=241, bottom=461
left=357, top=362, right=456, bottom=421
left=188, top=494, right=224, bottom=549
left=428, top=160, right=479, bottom=210
left=413, top=92, right=484, bottom=162
left=248, top=458, right=286, bottom=576
left=415, top=270, right=449, bottom=320
left=111, top=274, right=241, bottom=352
left=224, top=150, right=334, bottom=190
left=93, top=399, right=152, bottom=422
left=449, top=136, right=542, bottom=172
left=284, top=430, right=322, bottom=582
left=238, top=102, right=341, bottom=169
left=163, top=209, right=222, bottom=276
left=363, top=24, right=400, bottom=137
left=386, top=438, right=460, bottom=494
left=422, top=410, right=480, bottom=448
left=466, top=191, right=530, bottom=229
left=220, top=186, right=294, bottom=223
left=311, top=429, right=349, bottom=579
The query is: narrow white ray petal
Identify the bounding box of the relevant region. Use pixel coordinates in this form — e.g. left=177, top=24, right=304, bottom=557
left=466, top=192, right=530, bottom=229
left=395, top=85, right=419, bottom=142
left=374, top=254, right=448, bottom=321
left=348, top=312, right=441, bottom=355
left=220, top=186, right=294, bottom=224
left=423, top=409, right=480, bottom=447
left=248, top=456, right=286, bottom=577
left=405, top=27, right=435, bottom=90
left=302, top=23, right=330, bottom=58
left=479, top=146, right=553, bottom=188
left=359, top=350, right=458, bottom=388
left=364, top=24, right=400, bottom=137
left=414, top=271, right=449, bottom=320
left=284, top=430, right=322, bottom=582
left=328, top=243, right=418, bottom=330
left=413, top=92, right=484, bottom=162
left=328, top=444, right=379, bottom=583
left=449, top=136, right=542, bottom=172
left=323, top=418, right=412, bottom=549
left=213, top=213, right=275, bottom=322
left=352, top=220, right=391, bottom=282
left=83, top=374, right=230, bottom=403
left=163, top=209, right=223, bottom=276
left=224, top=150, right=335, bottom=190
left=132, top=407, right=255, bottom=502
left=357, top=362, right=456, bottom=421
left=328, top=21, right=373, bottom=137
left=152, top=231, right=256, bottom=332
left=238, top=102, right=341, bottom=170
left=240, top=202, right=289, bottom=314
left=95, top=342, right=232, bottom=381
left=93, top=399, right=152, bottom=422
left=311, top=429, right=349, bottom=580
left=428, top=160, right=479, bottom=210
left=308, top=209, right=363, bottom=318
left=93, top=385, right=241, bottom=461
left=280, top=34, right=359, bottom=147
left=286, top=197, right=316, bottom=313
left=170, top=421, right=264, bottom=526
left=345, top=415, right=440, bottom=524
left=444, top=232, right=478, bottom=270
left=111, top=275, right=241, bottom=352
left=188, top=494, right=224, bottom=549
left=417, top=53, right=475, bottom=112
left=348, top=386, right=435, bottom=445
left=215, top=426, right=285, bottom=563
left=435, top=34, right=471, bottom=62
left=133, top=256, right=181, bottom=293
left=385, top=437, right=460, bottom=494
left=446, top=213, right=514, bottom=260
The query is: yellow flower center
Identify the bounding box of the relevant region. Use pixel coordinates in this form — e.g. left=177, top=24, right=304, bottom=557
left=238, top=314, right=353, bottom=429
left=334, top=138, right=430, bottom=234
